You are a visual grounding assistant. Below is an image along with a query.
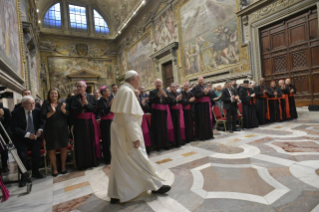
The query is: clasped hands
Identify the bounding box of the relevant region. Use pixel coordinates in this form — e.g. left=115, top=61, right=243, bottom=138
left=232, top=95, right=240, bottom=101
left=158, top=89, right=168, bottom=98
left=29, top=130, right=42, bottom=140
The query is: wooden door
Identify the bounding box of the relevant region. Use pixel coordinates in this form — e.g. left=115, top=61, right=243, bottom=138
left=260, top=9, right=319, bottom=106
left=163, top=61, right=174, bottom=88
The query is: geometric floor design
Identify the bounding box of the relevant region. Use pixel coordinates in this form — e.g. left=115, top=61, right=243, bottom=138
left=1, top=107, right=319, bottom=211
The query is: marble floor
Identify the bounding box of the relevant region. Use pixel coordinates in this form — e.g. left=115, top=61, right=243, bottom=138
left=1, top=107, right=319, bottom=212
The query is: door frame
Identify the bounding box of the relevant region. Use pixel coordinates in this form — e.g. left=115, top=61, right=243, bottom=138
left=162, top=61, right=174, bottom=88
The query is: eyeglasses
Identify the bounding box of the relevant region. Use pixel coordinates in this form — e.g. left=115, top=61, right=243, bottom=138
left=25, top=103, right=35, bottom=106
left=77, top=85, right=84, bottom=88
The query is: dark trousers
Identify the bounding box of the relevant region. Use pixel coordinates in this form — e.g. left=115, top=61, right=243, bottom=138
left=1, top=150, right=8, bottom=168
left=15, top=138, right=41, bottom=174
left=226, top=105, right=238, bottom=130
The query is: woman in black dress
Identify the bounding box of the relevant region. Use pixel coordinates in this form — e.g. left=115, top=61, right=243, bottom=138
left=41, top=88, right=69, bottom=176
left=98, top=86, right=113, bottom=165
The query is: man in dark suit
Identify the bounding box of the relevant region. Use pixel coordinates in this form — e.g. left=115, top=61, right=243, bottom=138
left=11, top=96, right=45, bottom=187
left=222, top=80, right=241, bottom=133
left=0, top=102, right=11, bottom=173
left=138, top=86, right=149, bottom=104
left=13, top=89, right=41, bottom=111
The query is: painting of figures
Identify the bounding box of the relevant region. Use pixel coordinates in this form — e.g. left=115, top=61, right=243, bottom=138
left=127, top=34, right=155, bottom=89
left=48, top=57, right=114, bottom=99
left=180, top=0, right=239, bottom=76
left=0, top=0, right=22, bottom=78
left=118, top=51, right=127, bottom=75
left=29, top=50, right=40, bottom=97
left=153, top=8, right=176, bottom=50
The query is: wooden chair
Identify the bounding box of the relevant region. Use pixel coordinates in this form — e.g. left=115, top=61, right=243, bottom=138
left=212, top=106, right=227, bottom=131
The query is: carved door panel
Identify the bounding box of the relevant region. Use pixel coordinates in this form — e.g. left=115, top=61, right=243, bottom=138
left=260, top=9, right=319, bottom=106
left=163, top=62, right=174, bottom=89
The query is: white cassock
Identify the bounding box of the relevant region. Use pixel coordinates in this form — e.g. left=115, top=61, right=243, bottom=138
left=108, top=82, right=164, bottom=202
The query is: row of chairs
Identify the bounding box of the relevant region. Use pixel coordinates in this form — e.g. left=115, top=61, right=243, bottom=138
left=212, top=103, right=244, bottom=131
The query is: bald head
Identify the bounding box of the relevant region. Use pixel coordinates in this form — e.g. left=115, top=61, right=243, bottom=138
left=198, top=76, right=204, bottom=86
left=155, top=79, right=162, bottom=89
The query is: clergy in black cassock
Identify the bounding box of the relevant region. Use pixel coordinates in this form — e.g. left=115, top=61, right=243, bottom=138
left=255, top=78, right=271, bottom=125
left=98, top=86, right=113, bottom=165
left=239, top=80, right=258, bottom=129
left=268, top=81, right=282, bottom=123
left=278, top=80, right=289, bottom=121
left=168, top=83, right=184, bottom=147
left=285, top=78, right=298, bottom=119
left=69, top=81, right=99, bottom=169
left=149, top=79, right=174, bottom=149
left=193, top=76, right=214, bottom=140
left=181, top=82, right=195, bottom=143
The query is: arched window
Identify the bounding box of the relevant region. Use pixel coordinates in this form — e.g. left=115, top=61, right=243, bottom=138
left=93, top=10, right=110, bottom=35
left=69, top=4, right=87, bottom=32
left=43, top=3, right=62, bottom=29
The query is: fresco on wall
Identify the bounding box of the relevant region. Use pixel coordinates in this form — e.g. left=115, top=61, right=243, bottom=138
left=127, top=34, right=155, bottom=88
left=180, top=0, right=239, bottom=76
left=29, top=50, right=40, bottom=97
left=20, top=0, right=28, bottom=22
left=0, top=0, right=22, bottom=78
left=118, top=50, right=127, bottom=75
left=48, top=57, right=114, bottom=98
left=153, top=8, right=176, bottom=50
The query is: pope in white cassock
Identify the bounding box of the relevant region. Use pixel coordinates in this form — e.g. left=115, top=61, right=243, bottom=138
left=108, top=70, right=171, bottom=204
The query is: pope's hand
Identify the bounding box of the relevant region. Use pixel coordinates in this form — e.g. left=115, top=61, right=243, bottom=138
left=133, top=140, right=140, bottom=149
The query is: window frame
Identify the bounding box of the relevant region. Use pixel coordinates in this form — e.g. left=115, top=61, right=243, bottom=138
left=67, top=3, right=89, bottom=33
left=92, top=9, right=110, bottom=35
left=43, top=3, right=63, bottom=30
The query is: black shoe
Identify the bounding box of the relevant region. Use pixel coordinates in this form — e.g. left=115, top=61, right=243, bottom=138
left=52, top=172, right=59, bottom=177
left=2, top=166, right=10, bottom=173
left=110, top=198, right=120, bottom=204
left=228, top=130, right=233, bottom=133
left=60, top=170, right=67, bottom=175
left=233, top=129, right=241, bottom=132
left=32, top=172, right=44, bottom=179
left=19, top=181, right=26, bottom=187
left=152, top=185, right=171, bottom=194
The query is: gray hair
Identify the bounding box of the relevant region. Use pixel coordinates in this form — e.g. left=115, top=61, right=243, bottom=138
left=170, top=83, right=177, bottom=87
left=125, top=72, right=139, bottom=82
left=22, top=96, right=34, bottom=103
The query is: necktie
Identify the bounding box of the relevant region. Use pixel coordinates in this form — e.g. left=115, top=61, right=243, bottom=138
left=27, top=111, right=35, bottom=134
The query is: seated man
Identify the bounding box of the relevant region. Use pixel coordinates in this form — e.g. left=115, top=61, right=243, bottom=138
left=11, top=96, right=45, bottom=187
left=14, top=89, right=41, bottom=111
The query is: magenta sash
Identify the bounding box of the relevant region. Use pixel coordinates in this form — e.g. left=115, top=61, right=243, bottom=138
left=152, top=104, right=175, bottom=142
left=196, top=96, right=213, bottom=129
left=101, top=112, right=114, bottom=120
left=183, top=104, right=192, bottom=110
left=76, top=113, right=101, bottom=158
left=142, top=115, right=151, bottom=147
left=170, top=104, right=186, bottom=140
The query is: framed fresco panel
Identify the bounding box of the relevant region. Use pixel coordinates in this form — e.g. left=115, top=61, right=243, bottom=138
left=153, top=6, right=176, bottom=50
left=179, top=0, right=239, bottom=76
left=47, top=57, right=114, bottom=99
left=0, top=0, right=24, bottom=80
left=127, top=33, right=155, bottom=89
